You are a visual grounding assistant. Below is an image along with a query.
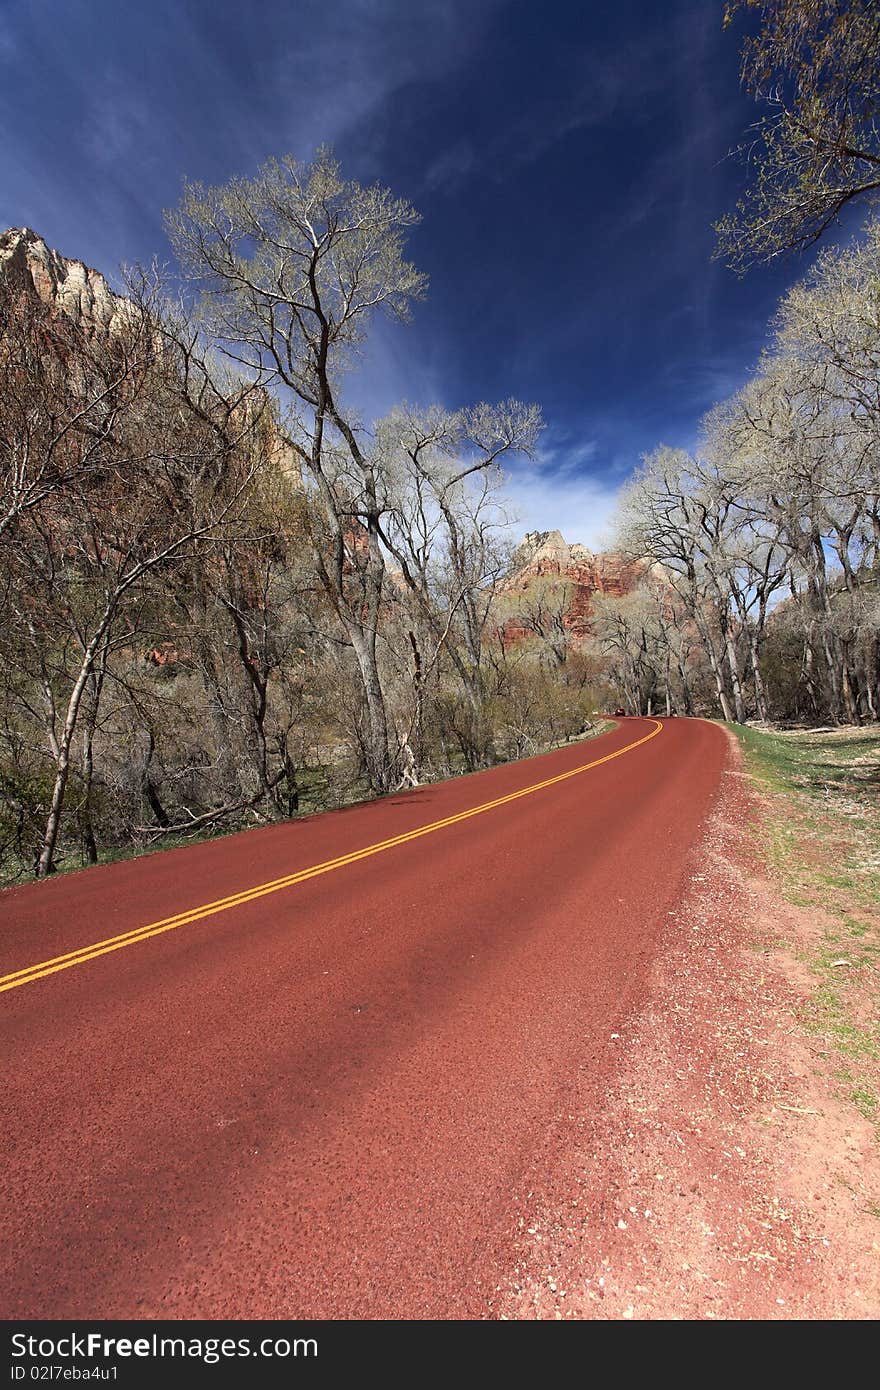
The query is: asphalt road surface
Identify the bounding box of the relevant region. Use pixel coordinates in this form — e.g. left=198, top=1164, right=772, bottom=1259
left=0, top=716, right=727, bottom=1318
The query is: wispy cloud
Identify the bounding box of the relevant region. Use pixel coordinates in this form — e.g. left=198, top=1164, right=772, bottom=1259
left=502, top=460, right=622, bottom=550
left=422, top=141, right=478, bottom=194
left=536, top=432, right=599, bottom=475
left=0, top=0, right=814, bottom=520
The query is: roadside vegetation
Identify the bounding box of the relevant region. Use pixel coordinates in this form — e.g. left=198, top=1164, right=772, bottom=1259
left=0, top=156, right=601, bottom=886
left=1, top=5, right=878, bottom=885
left=734, top=722, right=880, bottom=1133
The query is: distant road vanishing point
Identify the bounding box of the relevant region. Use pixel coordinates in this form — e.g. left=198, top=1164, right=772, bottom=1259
left=0, top=716, right=727, bottom=1319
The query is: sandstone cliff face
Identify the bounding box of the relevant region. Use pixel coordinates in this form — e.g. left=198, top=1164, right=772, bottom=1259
left=1, top=227, right=302, bottom=490
left=498, top=529, right=647, bottom=644
left=0, top=226, right=129, bottom=337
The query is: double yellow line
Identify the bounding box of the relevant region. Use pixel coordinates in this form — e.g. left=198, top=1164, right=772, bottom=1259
left=1, top=720, right=663, bottom=996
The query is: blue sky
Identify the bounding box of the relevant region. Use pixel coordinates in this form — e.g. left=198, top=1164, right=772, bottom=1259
left=0, top=0, right=849, bottom=544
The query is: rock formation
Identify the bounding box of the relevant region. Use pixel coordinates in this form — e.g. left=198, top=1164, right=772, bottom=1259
left=1, top=226, right=302, bottom=490
left=0, top=226, right=129, bottom=338
left=497, top=530, right=648, bottom=645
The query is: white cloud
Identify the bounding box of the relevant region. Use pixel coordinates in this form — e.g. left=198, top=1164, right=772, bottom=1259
left=501, top=463, right=623, bottom=551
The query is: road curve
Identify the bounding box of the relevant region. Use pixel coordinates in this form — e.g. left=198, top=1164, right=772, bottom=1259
left=0, top=717, right=727, bottom=1318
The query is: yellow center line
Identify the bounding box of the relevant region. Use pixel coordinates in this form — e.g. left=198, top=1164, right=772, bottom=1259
left=1, top=720, right=663, bottom=995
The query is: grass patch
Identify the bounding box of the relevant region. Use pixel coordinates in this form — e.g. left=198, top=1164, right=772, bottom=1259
left=733, top=723, right=880, bottom=915
left=731, top=722, right=880, bottom=1137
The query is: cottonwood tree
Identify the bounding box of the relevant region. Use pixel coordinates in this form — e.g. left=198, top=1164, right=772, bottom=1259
left=512, top=576, right=575, bottom=669
left=714, top=361, right=869, bottom=720
left=717, top=0, right=880, bottom=269
left=683, top=417, right=791, bottom=720
left=121, top=274, right=304, bottom=825
left=591, top=589, right=662, bottom=715
left=166, top=149, right=428, bottom=794
left=613, top=212, right=880, bottom=727
left=375, top=401, right=542, bottom=770
left=617, top=447, right=745, bottom=719
left=772, top=220, right=880, bottom=716
left=152, top=467, right=314, bottom=832
left=774, top=217, right=880, bottom=558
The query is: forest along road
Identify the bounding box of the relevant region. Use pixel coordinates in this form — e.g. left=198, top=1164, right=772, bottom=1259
left=0, top=717, right=727, bottom=1319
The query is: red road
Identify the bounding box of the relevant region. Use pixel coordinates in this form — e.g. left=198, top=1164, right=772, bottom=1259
left=0, top=717, right=726, bottom=1319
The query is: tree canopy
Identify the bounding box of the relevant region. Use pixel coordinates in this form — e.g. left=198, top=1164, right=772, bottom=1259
left=716, top=0, right=880, bottom=270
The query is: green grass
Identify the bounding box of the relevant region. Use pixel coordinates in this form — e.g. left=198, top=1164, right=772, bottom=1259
left=731, top=722, right=880, bottom=1138
left=733, top=723, right=880, bottom=914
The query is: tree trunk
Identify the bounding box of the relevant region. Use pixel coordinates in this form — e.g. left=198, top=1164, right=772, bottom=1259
left=349, top=625, right=393, bottom=794
left=820, top=626, right=844, bottom=723
left=746, top=628, right=769, bottom=723
left=37, top=753, right=70, bottom=877
left=79, top=664, right=106, bottom=865
left=801, top=621, right=821, bottom=719
left=693, top=608, right=734, bottom=721
left=841, top=651, right=861, bottom=726
left=140, top=731, right=170, bottom=828
left=677, top=655, right=694, bottom=716
left=722, top=624, right=746, bottom=723
left=37, top=622, right=112, bottom=877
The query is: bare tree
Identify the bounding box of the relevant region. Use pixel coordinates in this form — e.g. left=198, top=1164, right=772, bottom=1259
left=717, top=0, right=880, bottom=270
left=616, top=447, right=742, bottom=719
left=1, top=290, right=265, bottom=875
left=715, top=361, right=870, bottom=720
left=166, top=149, right=427, bottom=794
left=375, top=401, right=542, bottom=768
left=611, top=213, right=880, bottom=727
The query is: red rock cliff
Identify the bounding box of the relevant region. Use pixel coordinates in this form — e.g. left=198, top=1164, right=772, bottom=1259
left=497, top=530, right=648, bottom=645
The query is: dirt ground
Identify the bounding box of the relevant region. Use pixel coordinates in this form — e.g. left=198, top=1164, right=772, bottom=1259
left=492, top=729, right=880, bottom=1320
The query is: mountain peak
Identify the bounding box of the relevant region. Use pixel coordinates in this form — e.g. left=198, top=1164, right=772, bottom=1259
left=516, top=529, right=596, bottom=566
left=500, top=532, right=648, bottom=644
left=0, top=226, right=126, bottom=336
